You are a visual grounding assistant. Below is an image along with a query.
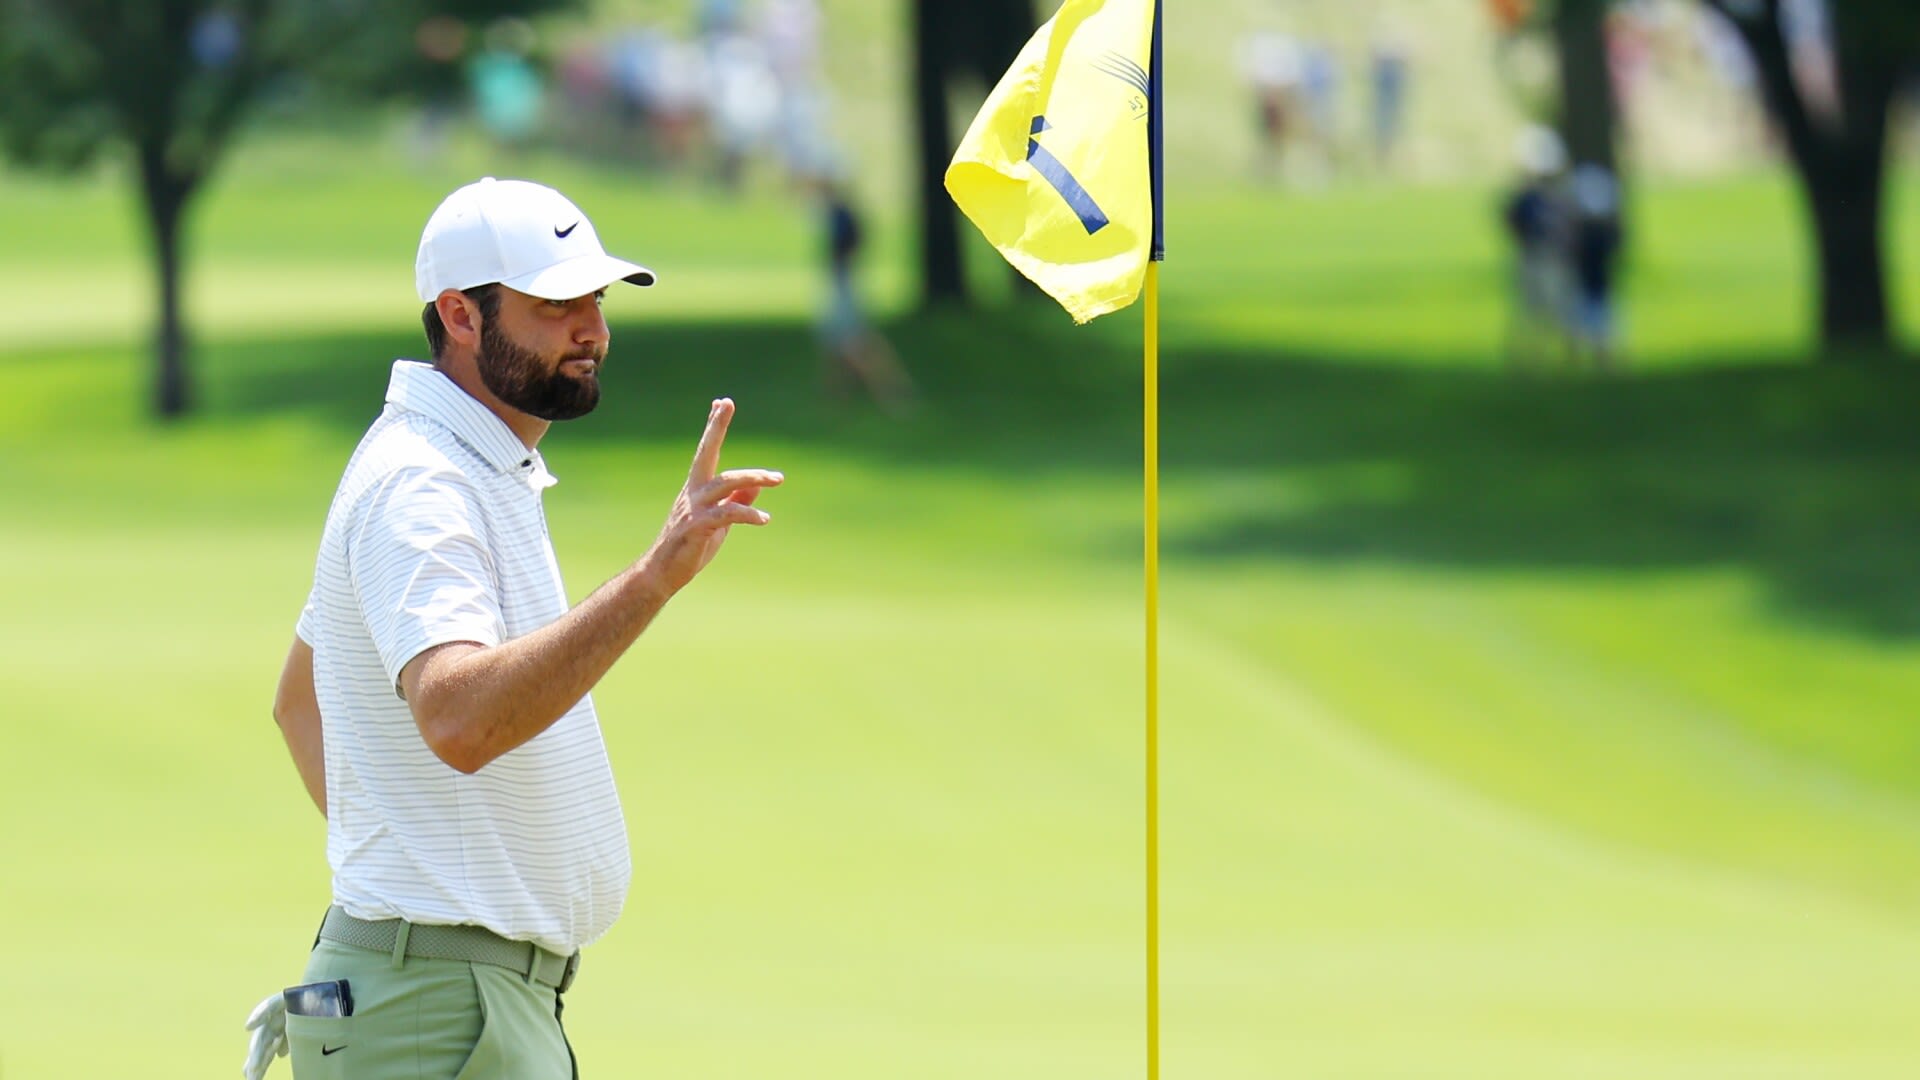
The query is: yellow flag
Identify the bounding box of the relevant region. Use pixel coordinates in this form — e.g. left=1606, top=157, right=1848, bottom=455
left=946, top=0, right=1156, bottom=324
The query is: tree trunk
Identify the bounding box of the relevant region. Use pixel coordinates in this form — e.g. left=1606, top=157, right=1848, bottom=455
left=1552, top=0, right=1619, bottom=172
left=1705, top=0, right=1900, bottom=355
left=1808, top=1, right=1901, bottom=353
left=913, top=0, right=965, bottom=305
left=138, top=142, right=195, bottom=418
left=1804, top=146, right=1890, bottom=351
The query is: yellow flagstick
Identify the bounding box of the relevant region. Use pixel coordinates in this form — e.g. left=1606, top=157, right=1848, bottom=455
left=1144, top=259, right=1161, bottom=1080
left=1146, top=4, right=1163, bottom=1076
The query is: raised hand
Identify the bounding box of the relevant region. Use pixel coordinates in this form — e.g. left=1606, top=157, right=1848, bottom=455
left=641, top=398, right=782, bottom=597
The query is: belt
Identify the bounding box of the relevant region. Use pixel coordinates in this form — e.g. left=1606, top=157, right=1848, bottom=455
left=318, top=906, right=579, bottom=993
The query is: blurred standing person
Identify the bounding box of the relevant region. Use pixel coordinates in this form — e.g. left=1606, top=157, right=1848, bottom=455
left=1238, top=27, right=1301, bottom=181
left=759, top=0, right=821, bottom=88
left=1299, top=40, right=1342, bottom=180
left=649, top=33, right=710, bottom=171
left=1568, top=163, right=1625, bottom=371
left=706, top=31, right=780, bottom=191
left=758, top=0, right=827, bottom=182
left=412, top=17, right=470, bottom=166
left=699, top=0, right=744, bottom=43
left=468, top=18, right=545, bottom=155
left=556, top=40, right=612, bottom=154
left=1781, top=0, right=1840, bottom=127
left=1502, top=125, right=1572, bottom=371
left=814, top=171, right=915, bottom=415
left=1369, top=19, right=1411, bottom=171
left=607, top=28, right=663, bottom=161
left=1605, top=3, right=1656, bottom=122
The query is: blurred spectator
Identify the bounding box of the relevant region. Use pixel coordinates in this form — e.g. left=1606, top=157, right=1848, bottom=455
left=1692, top=2, right=1769, bottom=156
left=1694, top=4, right=1757, bottom=95
left=557, top=40, right=613, bottom=153
left=412, top=16, right=469, bottom=163
left=813, top=169, right=915, bottom=416
left=1502, top=125, right=1571, bottom=370
left=1369, top=19, right=1411, bottom=170
left=1238, top=28, right=1301, bottom=180
left=1606, top=4, right=1657, bottom=119
left=468, top=18, right=545, bottom=153
left=607, top=28, right=661, bottom=145
left=1299, top=41, right=1341, bottom=178
left=759, top=0, right=822, bottom=87
left=706, top=31, right=780, bottom=190
left=759, top=0, right=830, bottom=181
left=700, top=0, right=744, bottom=40
left=1568, top=163, right=1625, bottom=371
left=657, top=35, right=711, bottom=170
left=1781, top=0, right=1840, bottom=130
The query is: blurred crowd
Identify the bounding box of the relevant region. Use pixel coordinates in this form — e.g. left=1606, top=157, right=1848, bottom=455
left=1240, top=0, right=1919, bottom=186
left=1237, top=15, right=1413, bottom=183
left=411, top=0, right=837, bottom=191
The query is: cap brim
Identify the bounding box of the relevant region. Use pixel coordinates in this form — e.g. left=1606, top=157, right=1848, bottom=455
left=501, top=253, right=657, bottom=300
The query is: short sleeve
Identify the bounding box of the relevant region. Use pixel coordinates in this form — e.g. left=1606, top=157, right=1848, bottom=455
left=295, top=591, right=317, bottom=646
left=347, top=465, right=505, bottom=694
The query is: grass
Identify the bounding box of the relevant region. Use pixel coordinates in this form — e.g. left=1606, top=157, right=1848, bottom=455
left=5, top=128, right=1920, bottom=1079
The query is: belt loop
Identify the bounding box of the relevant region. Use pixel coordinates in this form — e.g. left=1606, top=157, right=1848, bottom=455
left=523, top=943, right=540, bottom=986
left=391, top=919, right=413, bottom=970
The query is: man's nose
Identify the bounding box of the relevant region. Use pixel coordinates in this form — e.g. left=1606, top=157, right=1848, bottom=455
left=575, top=305, right=608, bottom=348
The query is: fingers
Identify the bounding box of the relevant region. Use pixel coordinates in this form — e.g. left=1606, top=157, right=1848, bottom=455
left=687, top=398, right=735, bottom=484
left=675, top=500, right=771, bottom=531
left=710, top=500, right=771, bottom=526
left=697, top=468, right=783, bottom=505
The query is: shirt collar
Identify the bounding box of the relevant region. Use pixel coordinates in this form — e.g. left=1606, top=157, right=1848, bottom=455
left=385, top=360, right=558, bottom=488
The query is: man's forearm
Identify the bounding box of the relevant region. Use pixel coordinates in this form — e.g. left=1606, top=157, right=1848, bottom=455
left=274, top=637, right=327, bottom=815
left=408, top=405, right=781, bottom=774
left=406, top=561, right=671, bottom=774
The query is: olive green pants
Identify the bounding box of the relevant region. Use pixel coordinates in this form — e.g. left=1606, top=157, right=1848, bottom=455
left=286, top=938, right=577, bottom=1079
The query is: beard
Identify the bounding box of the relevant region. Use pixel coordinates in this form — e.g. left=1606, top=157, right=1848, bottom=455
left=476, top=316, right=604, bottom=421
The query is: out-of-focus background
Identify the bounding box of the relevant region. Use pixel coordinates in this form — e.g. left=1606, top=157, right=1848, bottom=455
left=3, top=0, right=1920, bottom=1076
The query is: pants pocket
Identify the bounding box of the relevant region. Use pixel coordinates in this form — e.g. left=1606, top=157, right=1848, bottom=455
left=285, top=1013, right=355, bottom=1080
left=456, top=966, right=572, bottom=1079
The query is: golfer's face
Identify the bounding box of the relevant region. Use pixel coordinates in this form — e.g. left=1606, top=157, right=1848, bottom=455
left=495, top=285, right=610, bottom=379
left=478, top=286, right=611, bottom=422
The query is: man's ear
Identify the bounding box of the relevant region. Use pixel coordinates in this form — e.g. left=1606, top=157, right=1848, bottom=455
left=436, top=289, right=483, bottom=352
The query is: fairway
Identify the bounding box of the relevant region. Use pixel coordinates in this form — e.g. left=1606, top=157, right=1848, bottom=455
left=5, top=129, right=1920, bottom=1079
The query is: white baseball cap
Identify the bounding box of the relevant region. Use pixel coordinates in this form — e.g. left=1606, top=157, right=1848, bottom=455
left=414, top=177, right=656, bottom=303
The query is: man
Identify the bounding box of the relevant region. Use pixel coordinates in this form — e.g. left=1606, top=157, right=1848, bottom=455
left=243, top=176, right=783, bottom=1079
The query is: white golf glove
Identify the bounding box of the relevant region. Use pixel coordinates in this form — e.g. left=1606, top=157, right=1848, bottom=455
left=242, top=991, right=288, bottom=1080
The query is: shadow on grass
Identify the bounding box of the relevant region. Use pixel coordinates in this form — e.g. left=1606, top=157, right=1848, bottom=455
left=199, top=304, right=1920, bottom=638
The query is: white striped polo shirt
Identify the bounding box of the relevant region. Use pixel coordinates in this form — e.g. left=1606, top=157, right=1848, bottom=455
left=297, top=359, right=631, bottom=955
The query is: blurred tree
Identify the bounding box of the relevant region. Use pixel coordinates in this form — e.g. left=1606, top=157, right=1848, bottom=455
left=0, top=0, right=576, bottom=418
left=1702, top=0, right=1920, bottom=354
left=912, top=0, right=1035, bottom=306
left=1551, top=0, right=1618, bottom=173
